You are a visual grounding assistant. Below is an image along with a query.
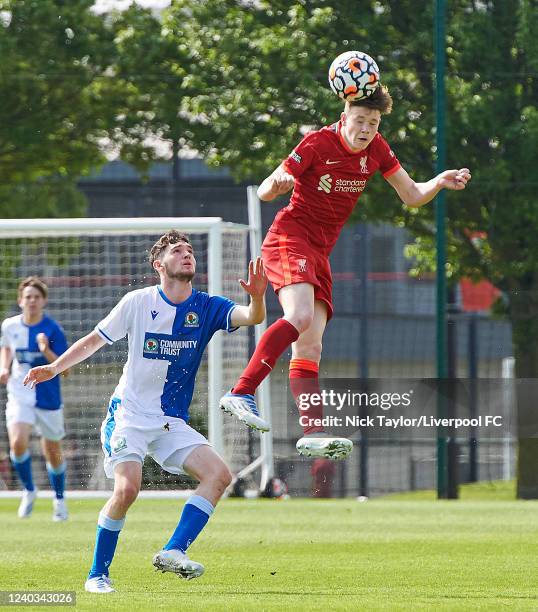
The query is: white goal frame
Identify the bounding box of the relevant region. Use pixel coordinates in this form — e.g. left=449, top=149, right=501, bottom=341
left=0, top=204, right=273, bottom=494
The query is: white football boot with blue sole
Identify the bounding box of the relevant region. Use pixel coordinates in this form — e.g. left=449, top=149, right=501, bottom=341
left=219, top=392, right=270, bottom=432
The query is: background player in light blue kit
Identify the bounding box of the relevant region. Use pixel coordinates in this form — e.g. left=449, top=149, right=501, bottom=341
left=24, top=230, right=268, bottom=594
left=0, top=276, right=69, bottom=521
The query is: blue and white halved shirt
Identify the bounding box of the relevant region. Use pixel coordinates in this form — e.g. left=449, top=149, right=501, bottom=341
left=95, top=286, right=237, bottom=421
left=0, top=314, right=68, bottom=410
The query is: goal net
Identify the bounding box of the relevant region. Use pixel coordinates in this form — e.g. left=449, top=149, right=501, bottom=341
left=0, top=217, right=266, bottom=493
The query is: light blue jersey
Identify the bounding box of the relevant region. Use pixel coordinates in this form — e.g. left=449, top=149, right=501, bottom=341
left=95, top=286, right=237, bottom=421
left=0, top=314, right=68, bottom=410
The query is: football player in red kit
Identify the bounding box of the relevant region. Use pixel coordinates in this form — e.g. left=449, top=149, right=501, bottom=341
left=220, top=85, right=471, bottom=459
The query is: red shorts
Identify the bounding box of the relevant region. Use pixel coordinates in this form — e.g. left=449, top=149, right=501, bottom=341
left=261, top=230, right=333, bottom=320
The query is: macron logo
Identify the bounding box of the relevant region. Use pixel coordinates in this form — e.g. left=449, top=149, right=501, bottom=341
left=151, top=310, right=159, bottom=320
left=317, top=174, right=332, bottom=193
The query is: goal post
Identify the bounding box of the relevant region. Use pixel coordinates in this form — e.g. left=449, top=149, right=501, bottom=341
left=247, top=186, right=274, bottom=489
left=0, top=211, right=273, bottom=494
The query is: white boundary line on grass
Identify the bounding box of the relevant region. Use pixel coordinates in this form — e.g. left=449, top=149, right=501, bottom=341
left=0, top=490, right=195, bottom=499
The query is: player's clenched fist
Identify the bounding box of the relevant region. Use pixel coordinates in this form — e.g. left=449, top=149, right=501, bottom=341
left=257, top=164, right=295, bottom=200
left=438, top=168, right=471, bottom=190
left=271, top=168, right=295, bottom=195
left=36, top=332, right=50, bottom=352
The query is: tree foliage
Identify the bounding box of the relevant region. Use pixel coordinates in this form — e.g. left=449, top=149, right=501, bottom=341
left=105, top=4, right=192, bottom=172
left=0, top=0, right=119, bottom=216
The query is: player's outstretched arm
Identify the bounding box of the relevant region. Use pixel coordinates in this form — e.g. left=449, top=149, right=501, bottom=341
left=230, top=256, right=268, bottom=327
left=23, top=330, right=106, bottom=388
left=386, top=167, right=471, bottom=208
left=257, top=163, right=295, bottom=201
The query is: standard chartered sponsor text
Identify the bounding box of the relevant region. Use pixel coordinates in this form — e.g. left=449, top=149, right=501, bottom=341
left=334, top=178, right=367, bottom=192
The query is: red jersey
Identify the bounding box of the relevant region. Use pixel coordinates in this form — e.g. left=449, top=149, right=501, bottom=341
left=270, top=122, right=401, bottom=254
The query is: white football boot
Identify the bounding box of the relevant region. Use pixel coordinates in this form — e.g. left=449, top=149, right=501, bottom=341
left=84, top=575, right=115, bottom=594
left=52, top=498, right=68, bottom=522
left=296, top=432, right=353, bottom=460
left=219, top=392, right=270, bottom=432
left=152, top=549, right=205, bottom=580
left=17, top=488, right=38, bottom=519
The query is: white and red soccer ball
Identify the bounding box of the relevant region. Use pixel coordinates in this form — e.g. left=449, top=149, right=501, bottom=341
left=328, top=50, right=380, bottom=102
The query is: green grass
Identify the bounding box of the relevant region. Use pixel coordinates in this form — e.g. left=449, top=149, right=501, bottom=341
left=1, top=488, right=537, bottom=610
left=383, top=479, right=517, bottom=501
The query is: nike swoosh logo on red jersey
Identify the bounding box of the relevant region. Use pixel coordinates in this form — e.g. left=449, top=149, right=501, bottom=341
left=325, top=159, right=340, bottom=165
left=261, top=359, right=273, bottom=371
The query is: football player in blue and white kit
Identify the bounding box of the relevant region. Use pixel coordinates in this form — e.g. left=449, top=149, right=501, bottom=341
left=0, top=276, right=69, bottom=521
left=24, top=230, right=268, bottom=594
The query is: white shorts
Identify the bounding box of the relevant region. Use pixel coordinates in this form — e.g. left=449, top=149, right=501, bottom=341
left=101, top=398, right=209, bottom=479
left=5, top=397, right=65, bottom=441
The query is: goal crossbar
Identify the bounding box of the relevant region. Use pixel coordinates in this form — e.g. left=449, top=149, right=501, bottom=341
left=0, top=217, right=248, bottom=238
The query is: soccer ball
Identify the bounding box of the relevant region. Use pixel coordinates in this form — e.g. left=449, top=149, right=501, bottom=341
left=328, top=51, right=380, bottom=102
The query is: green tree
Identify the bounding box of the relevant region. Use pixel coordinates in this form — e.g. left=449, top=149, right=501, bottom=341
left=159, top=0, right=537, bottom=496
left=108, top=4, right=193, bottom=179
left=0, top=0, right=120, bottom=217
left=162, top=0, right=437, bottom=188
left=0, top=179, right=86, bottom=219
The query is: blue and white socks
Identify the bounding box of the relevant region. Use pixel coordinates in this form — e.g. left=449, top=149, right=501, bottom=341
left=10, top=451, right=34, bottom=492
left=163, top=495, right=215, bottom=553
left=46, top=461, right=66, bottom=499
left=87, top=495, right=214, bottom=578
left=10, top=452, right=67, bottom=500
left=88, top=511, right=125, bottom=579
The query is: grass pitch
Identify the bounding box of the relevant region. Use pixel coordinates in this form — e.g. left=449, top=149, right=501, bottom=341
left=1, top=482, right=537, bottom=610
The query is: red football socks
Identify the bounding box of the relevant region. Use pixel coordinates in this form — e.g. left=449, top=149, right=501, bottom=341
left=233, top=318, right=300, bottom=396
left=289, top=358, right=324, bottom=434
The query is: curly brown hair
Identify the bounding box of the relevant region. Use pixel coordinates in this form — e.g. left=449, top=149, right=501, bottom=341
left=18, top=276, right=48, bottom=299
left=149, top=230, right=191, bottom=268
left=346, top=84, right=393, bottom=115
